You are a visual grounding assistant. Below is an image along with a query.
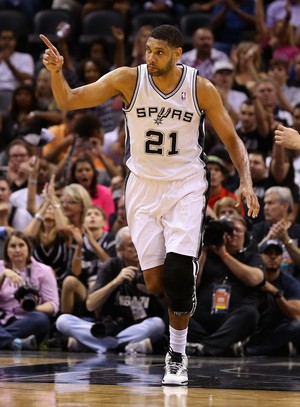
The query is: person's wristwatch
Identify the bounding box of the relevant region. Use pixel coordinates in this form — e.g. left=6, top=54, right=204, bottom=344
left=273, top=289, right=284, bottom=299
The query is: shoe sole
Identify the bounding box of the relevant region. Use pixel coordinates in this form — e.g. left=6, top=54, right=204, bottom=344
left=162, top=376, right=188, bottom=386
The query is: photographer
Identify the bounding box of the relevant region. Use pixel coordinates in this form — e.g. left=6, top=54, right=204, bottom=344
left=56, top=227, right=166, bottom=354
left=187, top=214, right=265, bottom=356
left=0, top=232, right=59, bottom=350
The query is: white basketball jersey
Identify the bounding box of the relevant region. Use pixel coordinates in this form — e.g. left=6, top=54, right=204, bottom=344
left=123, top=64, right=206, bottom=180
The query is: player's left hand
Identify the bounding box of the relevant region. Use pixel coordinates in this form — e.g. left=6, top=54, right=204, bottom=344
left=236, top=184, right=260, bottom=218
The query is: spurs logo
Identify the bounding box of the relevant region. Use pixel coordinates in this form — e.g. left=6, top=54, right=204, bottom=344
left=154, top=107, right=171, bottom=125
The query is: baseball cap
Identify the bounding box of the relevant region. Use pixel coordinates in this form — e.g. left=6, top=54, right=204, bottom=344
left=207, top=155, right=228, bottom=174
left=259, top=239, right=284, bottom=254
left=212, top=60, right=234, bottom=75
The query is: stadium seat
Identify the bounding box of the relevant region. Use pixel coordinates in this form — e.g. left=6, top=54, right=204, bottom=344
left=0, top=10, right=28, bottom=50
left=179, top=13, right=212, bottom=48
left=130, top=12, right=173, bottom=36
left=0, top=90, right=13, bottom=114
left=80, top=10, right=126, bottom=45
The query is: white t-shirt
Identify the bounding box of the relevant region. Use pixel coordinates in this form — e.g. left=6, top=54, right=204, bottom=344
left=0, top=51, right=34, bottom=91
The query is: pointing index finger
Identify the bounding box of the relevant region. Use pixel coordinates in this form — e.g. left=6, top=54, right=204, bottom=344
left=39, top=34, right=60, bottom=57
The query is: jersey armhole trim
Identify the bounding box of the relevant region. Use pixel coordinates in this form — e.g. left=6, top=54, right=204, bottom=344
left=122, top=66, right=141, bottom=113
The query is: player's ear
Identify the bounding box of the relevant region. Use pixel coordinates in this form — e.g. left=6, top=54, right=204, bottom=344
left=174, top=47, right=182, bottom=61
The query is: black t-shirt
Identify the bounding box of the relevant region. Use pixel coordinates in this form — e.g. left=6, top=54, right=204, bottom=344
left=90, top=257, right=164, bottom=327
left=194, top=239, right=264, bottom=318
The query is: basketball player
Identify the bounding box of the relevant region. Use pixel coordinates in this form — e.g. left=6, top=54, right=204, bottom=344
left=275, top=124, right=300, bottom=150
left=40, top=25, right=259, bottom=386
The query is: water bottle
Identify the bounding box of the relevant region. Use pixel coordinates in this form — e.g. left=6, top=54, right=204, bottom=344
left=56, top=22, right=71, bottom=39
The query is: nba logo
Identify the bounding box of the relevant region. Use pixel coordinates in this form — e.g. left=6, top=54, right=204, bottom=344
left=181, top=92, right=186, bottom=101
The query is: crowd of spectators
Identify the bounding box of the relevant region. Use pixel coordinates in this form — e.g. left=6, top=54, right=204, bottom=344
left=0, top=0, right=300, bottom=357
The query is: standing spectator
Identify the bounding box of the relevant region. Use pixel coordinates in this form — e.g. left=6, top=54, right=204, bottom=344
left=244, top=239, right=300, bottom=356
left=0, top=29, right=34, bottom=91
left=56, top=226, right=166, bottom=354
left=179, top=27, right=229, bottom=80
left=0, top=231, right=59, bottom=350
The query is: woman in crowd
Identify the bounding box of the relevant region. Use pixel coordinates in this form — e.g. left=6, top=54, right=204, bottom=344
left=69, top=155, right=115, bottom=230
left=0, top=231, right=59, bottom=350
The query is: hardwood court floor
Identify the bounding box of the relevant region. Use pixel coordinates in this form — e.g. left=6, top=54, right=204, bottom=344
left=0, top=351, right=300, bottom=406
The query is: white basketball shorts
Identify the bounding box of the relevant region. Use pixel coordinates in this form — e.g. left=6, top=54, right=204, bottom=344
left=125, top=171, right=208, bottom=270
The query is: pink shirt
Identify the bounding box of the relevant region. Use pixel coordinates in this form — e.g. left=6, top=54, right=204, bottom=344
left=91, top=184, right=116, bottom=230
left=0, top=258, right=59, bottom=324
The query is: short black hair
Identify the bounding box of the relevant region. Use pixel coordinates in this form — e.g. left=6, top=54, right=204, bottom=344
left=150, top=25, right=183, bottom=49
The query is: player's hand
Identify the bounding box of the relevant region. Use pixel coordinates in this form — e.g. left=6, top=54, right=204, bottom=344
left=39, top=34, right=64, bottom=73
left=236, top=183, right=260, bottom=218
left=275, top=124, right=300, bottom=150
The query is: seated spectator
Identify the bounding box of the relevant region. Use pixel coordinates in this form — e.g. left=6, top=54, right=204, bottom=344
left=24, top=175, right=70, bottom=290
left=109, top=194, right=127, bottom=233
left=0, top=231, right=59, bottom=350
left=236, top=99, right=271, bottom=156
left=0, top=176, right=31, bottom=233
left=266, top=0, right=300, bottom=34
left=212, top=60, right=248, bottom=124
left=60, top=183, right=92, bottom=231
left=179, top=27, right=229, bottom=81
left=255, top=77, right=293, bottom=133
left=187, top=214, right=264, bottom=356
left=231, top=41, right=262, bottom=97
left=267, top=58, right=300, bottom=112
left=252, top=186, right=300, bottom=279
left=56, top=226, right=166, bottom=354
left=9, top=157, right=52, bottom=211
left=34, top=68, right=64, bottom=126
left=211, top=0, right=256, bottom=56
left=242, top=239, right=300, bottom=356
left=1, top=84, right=49, bottom=143
left=103, top=115, right=126, bottom=168
left=213, top=196, right=242, bottom=219
left=60, top=205, right=116, bottom=316
left=206, top=155, right=240, bottom=211
left=261, top=1, right=300, bottom=67
left=42, top=109, right=85, bottom=165
left=126, top=25, right=153, bottom=67
left=288, top=52, right=300, bottom=87
left=2, top=139, right=32, bottom=192
left=69, top=155, right=116, bottom=230
left=56, top=113, right=120, bottom=185
left=0, top=29, right=34, bottom=91
left=248, top=151, right=274, bottom=223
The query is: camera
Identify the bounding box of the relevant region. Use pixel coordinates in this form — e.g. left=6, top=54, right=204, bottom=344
left=91, top=317, right=125, bottom=337
left=14, top=284, right=39, bottom=312
left=203, top=217, right=234, bottom=246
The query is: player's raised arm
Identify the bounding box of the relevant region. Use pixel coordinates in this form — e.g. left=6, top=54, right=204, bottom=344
left=198, top=77, right=259, bottom=218
left=39, top=34, right=132, bottom=111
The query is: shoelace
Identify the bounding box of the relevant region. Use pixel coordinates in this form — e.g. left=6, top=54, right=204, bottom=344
left=166, top=360, right=185, bottom=374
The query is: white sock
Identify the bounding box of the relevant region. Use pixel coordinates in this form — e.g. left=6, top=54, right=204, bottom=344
left=169, top=326, right=188, bottom=354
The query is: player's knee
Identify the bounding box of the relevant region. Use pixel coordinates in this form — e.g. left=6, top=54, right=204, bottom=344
left=163, top=252, right=195, bottom=315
